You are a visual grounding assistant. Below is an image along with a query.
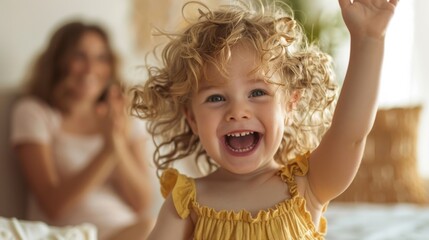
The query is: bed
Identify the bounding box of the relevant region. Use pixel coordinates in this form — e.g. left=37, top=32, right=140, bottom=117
left=325, top=203, right=429, bottom=240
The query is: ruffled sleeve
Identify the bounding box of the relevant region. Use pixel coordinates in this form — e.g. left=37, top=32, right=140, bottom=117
left=279, top=152, right=329, bottom=235
left=160, top=168, right=196, bottom=219
left=278, top=152, right=310, bottom=197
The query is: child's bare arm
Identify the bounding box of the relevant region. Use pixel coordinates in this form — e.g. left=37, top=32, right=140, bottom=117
left=307, top=0, right=398, bottom=204
left=146, top=195, right=193, bottom=240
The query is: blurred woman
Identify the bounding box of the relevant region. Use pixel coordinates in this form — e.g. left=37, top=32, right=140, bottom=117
left=10, top=21, right=152, bottom=240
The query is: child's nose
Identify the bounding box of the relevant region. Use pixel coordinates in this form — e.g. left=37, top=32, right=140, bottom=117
left=225, top=101, right=252, bottom=121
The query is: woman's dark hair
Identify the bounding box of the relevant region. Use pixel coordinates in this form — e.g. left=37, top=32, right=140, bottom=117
left=24, top=21, right=121, bottom=109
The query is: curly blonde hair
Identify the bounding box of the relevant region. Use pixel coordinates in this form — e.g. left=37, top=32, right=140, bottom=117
left=131, top=0, right=338, bottom=176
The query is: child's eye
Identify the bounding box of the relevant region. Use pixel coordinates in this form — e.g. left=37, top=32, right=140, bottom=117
left=249, top=89, right=267, bottom=98
left=206, top=94, right=225, bottom=102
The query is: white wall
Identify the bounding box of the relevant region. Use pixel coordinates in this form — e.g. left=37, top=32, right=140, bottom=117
left=379, top=1, right=415, bottom=107
left=413, top=0, right=429, bottom=177
left=0, top=0, right=144, bottom=89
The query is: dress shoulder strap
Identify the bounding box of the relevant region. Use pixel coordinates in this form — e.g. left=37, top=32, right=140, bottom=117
left=278, top=152, right=310, bottom=197
left=160, top=168, right=196, bottom=219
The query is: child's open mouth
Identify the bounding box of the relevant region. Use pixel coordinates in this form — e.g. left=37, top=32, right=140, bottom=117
left=224, top=131, right=261, bottom=154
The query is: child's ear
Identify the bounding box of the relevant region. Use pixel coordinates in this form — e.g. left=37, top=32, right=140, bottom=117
left=287, top=90, right=301, bottom=111
left=184, top=106, right=198, bottom=135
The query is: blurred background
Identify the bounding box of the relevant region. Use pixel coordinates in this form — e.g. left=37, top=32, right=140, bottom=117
left=1, top=0, right=429, bottom=237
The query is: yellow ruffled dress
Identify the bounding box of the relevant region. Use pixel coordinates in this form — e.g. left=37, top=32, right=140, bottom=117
left=160, top=154, right=327, bottom=240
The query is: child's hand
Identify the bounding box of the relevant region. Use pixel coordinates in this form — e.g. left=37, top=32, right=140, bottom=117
left=339, top=0, right=398, bottom=39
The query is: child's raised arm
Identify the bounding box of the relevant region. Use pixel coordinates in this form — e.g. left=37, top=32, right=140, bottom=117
left=307, top=0, right=398, bottom=204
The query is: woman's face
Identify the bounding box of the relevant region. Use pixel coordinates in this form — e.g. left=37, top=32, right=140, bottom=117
left=63, top=31, right=112, bottom=104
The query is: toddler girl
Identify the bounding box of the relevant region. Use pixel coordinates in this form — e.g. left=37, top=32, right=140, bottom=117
left=132, top=0, right=398, bottom=239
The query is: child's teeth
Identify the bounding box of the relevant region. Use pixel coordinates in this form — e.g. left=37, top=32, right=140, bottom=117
left=228, top=144, right=255, bottom=152
left=227, top=131, right=254, bottom=137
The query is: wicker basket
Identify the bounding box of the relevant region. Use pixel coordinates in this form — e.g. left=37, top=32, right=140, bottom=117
left=335, top=106, right=429, bottom=203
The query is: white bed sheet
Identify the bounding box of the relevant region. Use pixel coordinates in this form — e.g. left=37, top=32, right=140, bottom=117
left=325, top=203, right=429, bottom=240
left=0, top=217, right=97, bottom=240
